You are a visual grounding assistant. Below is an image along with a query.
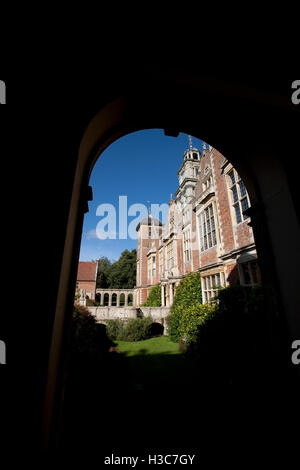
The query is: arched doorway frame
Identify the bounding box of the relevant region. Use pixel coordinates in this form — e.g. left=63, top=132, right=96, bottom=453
left=43, top=91, right=299, bottom=448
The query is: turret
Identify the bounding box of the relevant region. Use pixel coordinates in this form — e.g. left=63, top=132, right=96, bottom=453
left=175, top=136, right=202, bottom=207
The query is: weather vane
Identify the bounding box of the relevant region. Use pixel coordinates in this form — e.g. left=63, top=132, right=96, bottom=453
left=188, top=134, right=193, bottom=150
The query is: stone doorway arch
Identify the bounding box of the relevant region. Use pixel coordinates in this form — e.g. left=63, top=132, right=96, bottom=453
left=43, top=77, right=300, bottom=448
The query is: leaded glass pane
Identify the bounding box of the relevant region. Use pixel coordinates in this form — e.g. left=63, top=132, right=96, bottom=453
left=229, top=171, right=235, bottom=185
left=232, top=186, right=238, bottom=203
left=239, top=181, right=246, bottom=197
left=241, top=197, right=249, bottom=218
left=234, top=204, right=242, bottom=224
left=212, top=230, right=217, bottom=245
left=208, top=232, right=212, bottom=247
left=207, top=218, right=211, bottom=233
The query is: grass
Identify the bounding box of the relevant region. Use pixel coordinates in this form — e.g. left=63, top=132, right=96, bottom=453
left=114, top=336, right=198, bottom=391
left=115, top=335, right=182, bottom=356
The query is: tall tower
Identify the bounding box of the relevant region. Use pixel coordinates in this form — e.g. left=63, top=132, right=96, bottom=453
left=136, top=213, right=163, bottom=306
left=175, top=135, right=202, bottom=208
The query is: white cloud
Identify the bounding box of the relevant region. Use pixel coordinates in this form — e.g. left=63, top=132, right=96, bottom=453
left=85, top=228, right=119, bottom=240
left=85, top=229, right=98, bottom=240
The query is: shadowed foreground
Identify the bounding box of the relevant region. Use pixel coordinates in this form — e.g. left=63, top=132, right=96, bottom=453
left=60, top=332, right=298, bottom=462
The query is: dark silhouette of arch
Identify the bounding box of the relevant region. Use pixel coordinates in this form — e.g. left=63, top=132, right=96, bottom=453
left=149, top=322, right=164, bottom=337
left=40, top=73, right=300, bottom=451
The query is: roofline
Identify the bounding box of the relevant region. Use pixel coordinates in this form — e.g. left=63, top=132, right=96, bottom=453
left=136, top=218, right=163, bottom=231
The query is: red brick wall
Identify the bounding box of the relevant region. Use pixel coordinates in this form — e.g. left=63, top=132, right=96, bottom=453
left=137, top=225, right=152, bottom=287
left=77, top=281, right=96, bottom=299
left=200, top=246, right=218, bottom=267
left=136, top=146, right=256, bottom=304
left=235, top=221, right=254, bottom=248
left=141, top=288, right=148, bottom=305
left=225, top=264, right=239, bottom=285
left=212, top=150, right=236, bottom=254
left=191, top=210, right=200, bottom=271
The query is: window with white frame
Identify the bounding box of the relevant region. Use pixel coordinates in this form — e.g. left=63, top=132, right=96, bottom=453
left=166, top=242, right=174, bottom=270
left=202, top=272, right=224, bottom=303
left=152, top=255, right=156, bottom=278
left=183, top=229, right=191, bottom=262
left=147, top=258, right=151, bottom=281
left=198, top=203, right=217, bottom=251
left=228, top=169, right=250, bottom=224
left=202, top=174, right=213, bottom=192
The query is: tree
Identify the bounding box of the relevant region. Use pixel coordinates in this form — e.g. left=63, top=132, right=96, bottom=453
left=96, top=256, right=112, bottom=288
left=167, top=272, right=204, bottom=342
left=106, top=249, right=137, bottom=289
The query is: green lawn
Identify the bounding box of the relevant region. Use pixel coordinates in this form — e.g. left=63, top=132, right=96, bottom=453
left=115, top=335, right=182, bottom=356
left=114, top=336, right=197, bottom=391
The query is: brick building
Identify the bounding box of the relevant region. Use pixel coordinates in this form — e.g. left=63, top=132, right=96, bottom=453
left=76, top=261, right=98, bottom=300
left=135, top=141, right=260, bottom=307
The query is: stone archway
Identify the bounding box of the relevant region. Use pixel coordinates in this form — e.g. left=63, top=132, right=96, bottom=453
left=43, top=78, right=300, bottom=448
left=96, top=288, right=135, bottom=307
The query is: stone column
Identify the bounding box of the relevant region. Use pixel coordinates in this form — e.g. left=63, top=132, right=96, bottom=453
left=170, top=283, right=174, bottom=306
left=125, top=293, right=128, bottom=307
left=161, top=285, right=165, bottom=306
left=117, top=293, right=120, bottom=307
left=108, top=293, right=112, bottom=307
left=100, top=292, right=104, bottom=305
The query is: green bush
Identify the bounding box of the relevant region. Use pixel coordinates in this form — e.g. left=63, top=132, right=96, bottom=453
left=86, top=298, right=99, bottom=306
left=168, top=303, right=216, bottom=344
left=168, top=272, right=203, bottom=342
left=177, top=303, right=217, bottom=343
left=73, top=303, right=91, bottom=317
left=105, top=319, right=124, bottom=341
left=142, top=285, right=161, bottom=306
left=171, top=272, right=202, bottom=312
left=72, top=303, right=112, bottom=360
left=167, top=309, right=182, bottom=342
left=119, top=317, right=153, bottom=342
left=106, top=317, right=154, bottom=342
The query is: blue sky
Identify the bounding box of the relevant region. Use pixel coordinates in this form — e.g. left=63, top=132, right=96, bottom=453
left=79, top=130, right=204, bottom=262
